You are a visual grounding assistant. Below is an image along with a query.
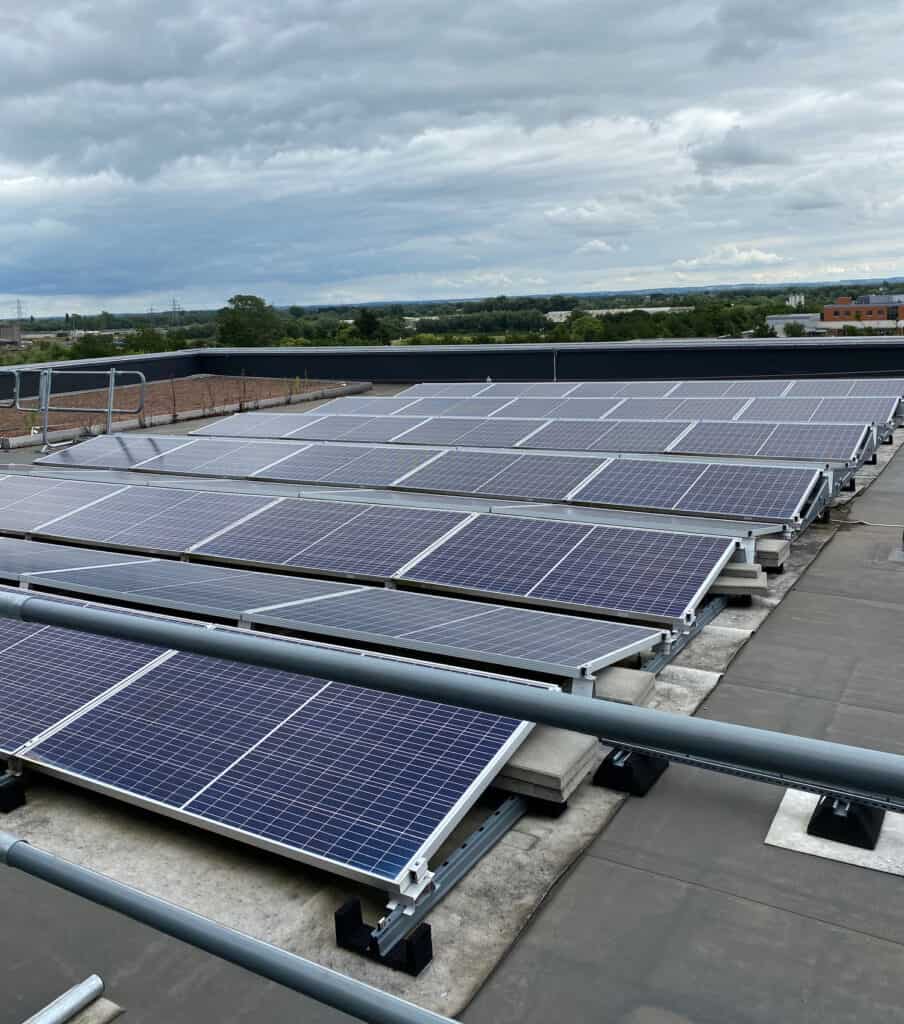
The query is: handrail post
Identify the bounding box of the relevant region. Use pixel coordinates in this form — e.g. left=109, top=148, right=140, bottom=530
left=106, top=368, right=115, bottom=435
left=39, top=370, right=51, bottom=452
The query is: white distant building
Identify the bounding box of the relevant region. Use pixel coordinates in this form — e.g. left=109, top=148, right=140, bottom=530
left=786, top=293, right=806, bottom=309
left=544, top=306, right=692, bottom=323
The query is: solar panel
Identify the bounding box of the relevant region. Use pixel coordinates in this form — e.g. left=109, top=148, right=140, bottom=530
left=517, top=420, right=615, bottom=451
left=182, top=679, right=524, bottom=881
left=36, top=487, right=276, bottom=553
left=472, top=454, right=604, bottom=500
left=521, top=382, right=581, bottom=397
left=401, top=397, right=469, bottom=416
left=284, top=415, right=386, bottom=440
left=572, top=459, right=707, bottom=509
left=615, top=381, right=680, bottom=397
left=812, top=397, right=898, bottom=424
left=674, top=464, right=819, bottom=521
left=0, top=537, right=149, bottom=580
left=26, top=558, right=357, bottom=618
left=590, top=420, right=691, bottom=453
left=0, top=616, right=165, bottom=755
left=566, top=382, right=630, bottom=397
left=551, top=398, right=626, bottom=419
left=36, top=435, right=192, bottom=469
left=30, top=651, right=330, bottom=807
left=315, top=397, right=422, bottom=416
left=327, top=416, right=427, bottom=442
left=670, top=421, right=778, bottom=457
left=784, top=380, right=856, bottom=398
left=136, top=438, right=298, bottom=477
left=403, top=515, right=593, bottom=597
left=249, top=445, right=371, bottom=481
left=491, top=398, right=569, bottom=418
left=723, top=380, right=793, bottom=397
left=434, top=398, right=517, bottom=417
left=193, top=413, right=303, bottom=439
left=668, top=381, right=731, bottom=398
left=0, top=477, right=124, bottom=533
left=756, top=423, right=867, bottom=461
left=401, top=451, right=520, bottom=492
left=398, top=382, right=487, bottom=397
left=739, top=398, right=822, bottom=422
left=531, top=527, right=733, bottom=621
left=382, top=418, right=477, bottom=445
left=605, top=399, right=684, bottom=420
left=671, top=398, right=750, bottom=421
left=848, top=378, right=904, bottom=396
left=453, top=419, right=542, bottom=448
left=317, top=448, right=437, bottom=487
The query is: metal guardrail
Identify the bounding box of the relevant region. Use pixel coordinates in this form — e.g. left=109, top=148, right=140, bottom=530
left=0, top=368, right=146, bottom=450
left=3, top=591, right=904, bottom=812
left=0, top=834, right=451, bottom=1024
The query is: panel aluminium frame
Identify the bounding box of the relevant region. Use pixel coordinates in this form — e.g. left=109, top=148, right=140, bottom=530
left=15, top=650, right=538, bottom=902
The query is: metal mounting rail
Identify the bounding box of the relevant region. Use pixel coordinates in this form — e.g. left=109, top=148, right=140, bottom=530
left=3, top=591, right=904, bottom=814
left=0, top=833, right=450, bottom=1024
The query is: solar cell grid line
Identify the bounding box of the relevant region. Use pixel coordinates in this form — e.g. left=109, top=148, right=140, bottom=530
left=282, top=415, right=389, bottom=441
left=588, top=420, right=691, bottom=453
left=29, top=651, right=332, bottom=808
left=755, top=423, right=868, bottom=461
left=601, top=398, right=685, bottom=420
left=566, top=382, right=631, bottom=398
left=670, top=398, right=751, bottom=421
left=398, top=397, right=468, bottom=417
left=249, top=444, right=373, bottom=482
left=0, top=536, right=153, bottom=580
left=669, top=421, right=779, bottom=457
left=329, top=416, right=429, bottom=442
left=398, top=450, right=521, bottom=493
left=35, top=488, right=281, bottom=555
left=522, top=382, right=582, bottom=397
left=397, top=382, right=488, bottom=398
left=472, top=453, right=607, bottom=500
left=380, top=417, right=476, bottom=446
left=615, top=381, right=682, bottom=397
left=36, top=434, right=195, bottom=470
left=282, top=506, right=469, bottom=578
left=849, top=377, right=904, bottom=396
left=400, top=515, right=594, bottom=598
left=530, top=527, right=735, bottom=622
left=313, top=396, right=422, bottom=416
left=738, top=397, right=822, bottom=422
left=674, top=464, right=820, bottom=521
left=429, top=397, right=518, bottom=418
left=784, top=380, right=857, bottom=398
left=551, top=398, right=627, bottom=419
left=0, top=477, right=127, bottom=534
left=319, top=447, right=440, bottom=488
left=452, top=418, right=545, bottom=449
left=488, top=397, right=569, bottom=419
left=193, top=413, right=312, bottom=439
left=570, top=458, right=708, bottom=509
left=182, top=680, right=525, bottom=883
left=812, top=396, right=899, bottom=424
left=723, top=380, right=794, bottom=397
left=0, top=624, right=167, bottom=755
left=516, top=419, right=617, bottom=451
left=668, top=381, right=732, bottom=398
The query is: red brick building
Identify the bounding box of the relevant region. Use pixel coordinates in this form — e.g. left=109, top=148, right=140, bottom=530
left=822, top=294, right=903, bottom=322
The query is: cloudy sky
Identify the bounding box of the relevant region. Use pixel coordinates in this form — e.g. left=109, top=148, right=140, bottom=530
left=3, top=0, right=904, bottom=315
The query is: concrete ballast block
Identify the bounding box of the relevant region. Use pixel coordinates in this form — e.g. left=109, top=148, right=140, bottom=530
left=594, top=667, right=655, bottom=706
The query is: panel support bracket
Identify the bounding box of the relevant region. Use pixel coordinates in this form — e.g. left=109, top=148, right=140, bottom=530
left=806, top=795, right=886, bottom=850
left=0, top=772, right=26, bottom=814
left=594, top=747, right=669, bottom=796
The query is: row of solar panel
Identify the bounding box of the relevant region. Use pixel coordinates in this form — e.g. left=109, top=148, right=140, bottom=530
left=0, top=474, right=736, bottom=623
left=0, top=537, right=664, bottom=678
left=398, top=377, right=904, bottom=399
left=193, top=412, right=871, bottom=463
left=311, top=394, right=900, bottom=424
left=0, top=588, right=530, bottom=888
left=38, top=434, right=824, bottom=524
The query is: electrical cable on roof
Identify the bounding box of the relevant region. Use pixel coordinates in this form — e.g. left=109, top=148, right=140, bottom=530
left=844, top=519, right=904, bottom=529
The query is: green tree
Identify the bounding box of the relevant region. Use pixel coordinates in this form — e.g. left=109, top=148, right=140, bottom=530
left=216, top=295, right=283, bottom=346
left=354, top=307, right=381, bottom=340
left=782, top=321, right=806, bottom=337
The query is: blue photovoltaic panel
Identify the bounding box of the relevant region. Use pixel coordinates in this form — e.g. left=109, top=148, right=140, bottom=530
left=531, top=527, right=733, bottom=620
left=403, top=516, right=594, bottom=596
left=0, top=477, right=124, bottom=533
left=0, top=618, right=164, bottom=754
left=194, top=499, right=365, bottom=566
left=184, top=680, right=523, bottom=881
left=321, top=417, right=426, bottom=442
left=552, top=398, right=625, bottom=419
left=397, top=383, right=486, bottom=397
left=566, top=382, right=631, bottom=398
left=605, top=399, right=684, bottom=420
left=589, top=420, right=691, bottom=453
left=284, top=415, right=385, bottom=440
left=848, top=378, right=904, bottom=397
left=383, top=418, right=478, bottom=446
left=521, top=382, right=582, bottom=397
left=36, top=435, right=191, bottom=469
left=401, top=397, right=469, bottom=416
left=813, top=397, right=898, bottom=424
left=615, top=381, right=680, bottom=397
left=315, top=397, right=422, bottom=416
left=756, top=424, right=866, bottom=461
left=27, top=557, right=356, bottom=617
left=283, top=506, right=466, bottom=577
left=668, top=381, right=731, bottom=398
left=738, top=398, right=822, bottom=422
left=572, top=459, right=707, bottom=508
left=0, top=537, right=149, bottom=579
left=250, top=445, right=377, bottom=482
left=518, top=420, right=615, bottom=451
left=675, top=464, right=818, bottom=521
left=31, top=652, right=329, bottom=807
left=671, top=398, right=750, bottom=421
left=492, top=397, right=569, bottom=419
left=670, top=421, right=778, bottom=457
left=36, top=487, right=276, bottom=553
left=784, top=380, right=856, bottom=398
left=433, top=398, right=517, bottom=418
left=401, top=451, right=519, bottom=492
left=194, top=413, right=305, bottom=439
left=473, top=454, right=604, bottom=500
left=318, top=448, right=437, bottom=487
left=136, top=438, right=297, bottom=476
left=453, top=419, right=542, bottom=448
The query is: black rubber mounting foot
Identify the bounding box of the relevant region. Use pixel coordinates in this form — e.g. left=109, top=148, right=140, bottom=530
left=525, top=795, right=569, bottom=818
left=807, top=797, right=885, bottom=850
left=335, top=899, right=433, bottom=975
left=593, top=749, right=668, bottom=796
left=0, top=773, right=26, bottom=813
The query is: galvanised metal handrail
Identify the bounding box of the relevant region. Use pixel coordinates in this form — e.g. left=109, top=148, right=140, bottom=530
left=3, top=590, right=904, bottom=812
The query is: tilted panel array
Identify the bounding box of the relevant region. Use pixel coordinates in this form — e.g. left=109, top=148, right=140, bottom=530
left=672, top=421, right=870, bottom=462
left=0, top=591, right=531, bottom=893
